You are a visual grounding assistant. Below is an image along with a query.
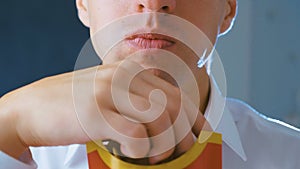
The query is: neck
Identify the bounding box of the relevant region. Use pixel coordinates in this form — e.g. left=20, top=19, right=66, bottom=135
left=198, top=67, right=211, bottom=115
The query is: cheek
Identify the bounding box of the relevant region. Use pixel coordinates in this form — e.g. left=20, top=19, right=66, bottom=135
left=88, top=1, right=130, bottom=35
left=190, top=12, right=221, bottom=45
left=176, top=1, right=224, bottom=45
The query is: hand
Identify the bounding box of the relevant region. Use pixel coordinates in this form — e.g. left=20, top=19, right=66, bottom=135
left=0, top=60, right=208, bottom=164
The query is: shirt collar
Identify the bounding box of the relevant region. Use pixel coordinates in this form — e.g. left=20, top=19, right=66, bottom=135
left=64, top=144, right=88, bottom=168
left=205, top=76, right=247, bottom=161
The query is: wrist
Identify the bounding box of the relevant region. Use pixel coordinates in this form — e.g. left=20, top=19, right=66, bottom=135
left=0, top=92, right=28, bottom=159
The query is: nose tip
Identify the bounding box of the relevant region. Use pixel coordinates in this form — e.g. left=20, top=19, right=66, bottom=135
left=137, top=0, right=176, bottom=13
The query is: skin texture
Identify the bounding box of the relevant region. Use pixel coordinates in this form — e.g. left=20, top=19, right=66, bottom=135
left=0, top=0, right=236, bottom=165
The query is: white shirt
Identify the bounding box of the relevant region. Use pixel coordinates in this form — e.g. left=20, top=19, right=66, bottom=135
left=1, top=78, right=300, bottom=169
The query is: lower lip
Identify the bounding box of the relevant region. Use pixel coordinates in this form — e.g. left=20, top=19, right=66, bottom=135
left=126, top=38, right=174, bottom=49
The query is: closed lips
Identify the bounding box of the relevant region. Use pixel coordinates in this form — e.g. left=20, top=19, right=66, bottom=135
left=126, top=33, right=175, bottom=49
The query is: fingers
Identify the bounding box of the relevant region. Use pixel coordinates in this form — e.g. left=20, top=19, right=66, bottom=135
left=181, top=93, right=212, bottom=136
left=174, top=132, right=195, bottom=158
left=118, top=93, right=176, bottom=164
left=124, top=93, right=194, bottom=164
left=120, top=74, right=198, bottom=163
left=170, top=107, right=195, bottom=157
left=146, top=110, right=175, bottom=164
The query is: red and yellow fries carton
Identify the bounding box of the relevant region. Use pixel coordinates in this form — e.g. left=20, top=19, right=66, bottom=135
left=86, top=131, right=222, bottom=169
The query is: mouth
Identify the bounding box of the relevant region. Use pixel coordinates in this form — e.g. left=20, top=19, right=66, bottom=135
left=125, top=33, right=175, bottom=49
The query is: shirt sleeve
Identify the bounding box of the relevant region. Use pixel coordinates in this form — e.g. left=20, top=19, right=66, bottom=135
left=0, top=150, right=37, bottom=169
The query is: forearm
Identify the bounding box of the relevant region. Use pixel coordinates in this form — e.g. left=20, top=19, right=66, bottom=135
left=0, top=93, right=28, bottom=159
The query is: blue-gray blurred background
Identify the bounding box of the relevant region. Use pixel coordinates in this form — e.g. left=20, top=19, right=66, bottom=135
left=217, top=0, right=300, bottom=127
left=1, top=1, right=300, bottom=127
